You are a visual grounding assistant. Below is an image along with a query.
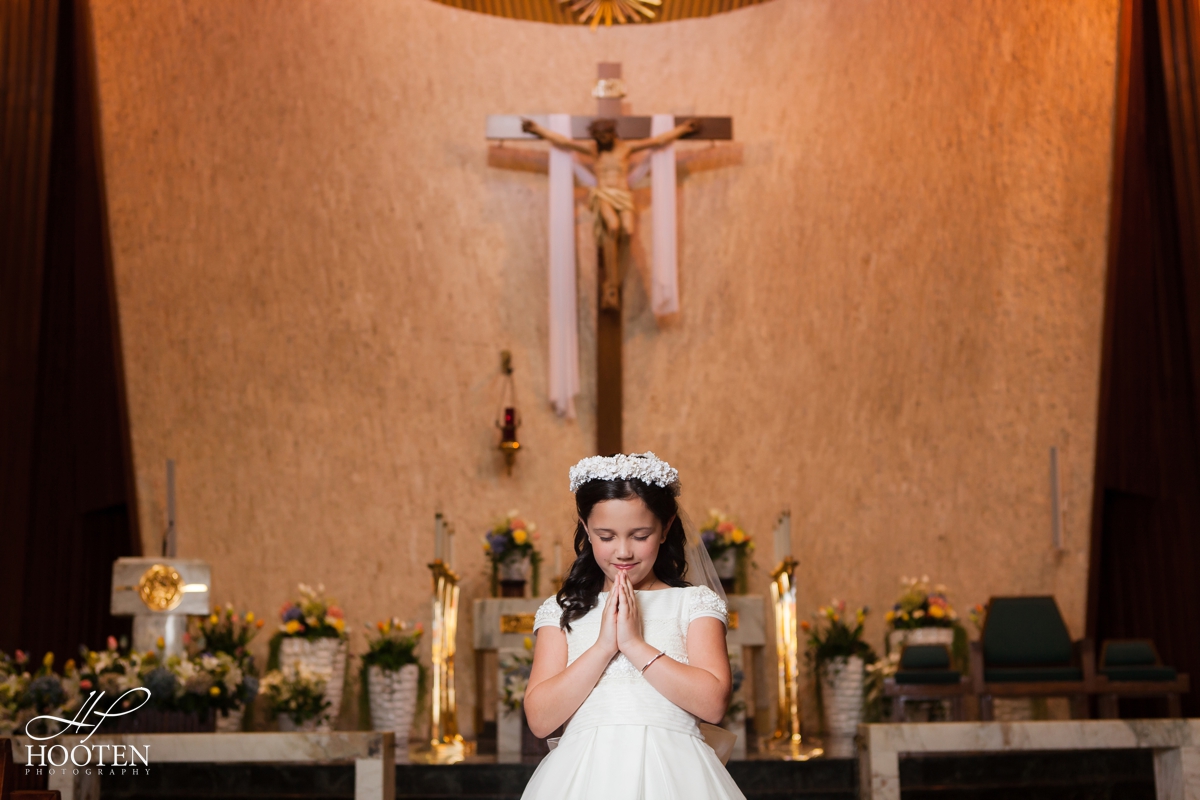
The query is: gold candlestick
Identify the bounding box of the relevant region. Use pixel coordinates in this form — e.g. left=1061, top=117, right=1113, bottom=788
left=429, top=558, right=465, bottom=760
left=769, top=556, right=822, bottom=759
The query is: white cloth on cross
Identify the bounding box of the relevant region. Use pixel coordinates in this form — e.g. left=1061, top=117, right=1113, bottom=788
left=544, top=113, right=681, bottom=418
left=547, top=113, right=579, bottom=418
left=650, top=113, right=680, bottom=316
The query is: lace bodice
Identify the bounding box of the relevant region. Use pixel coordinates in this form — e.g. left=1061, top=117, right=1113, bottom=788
left=533, top=586, right=727, bottom=737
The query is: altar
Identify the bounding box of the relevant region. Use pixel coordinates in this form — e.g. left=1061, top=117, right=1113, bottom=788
left=472, top=595, right=767, bottom=761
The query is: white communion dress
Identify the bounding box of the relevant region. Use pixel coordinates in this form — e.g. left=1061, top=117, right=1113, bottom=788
left=521, top=585, right=746, bottom=800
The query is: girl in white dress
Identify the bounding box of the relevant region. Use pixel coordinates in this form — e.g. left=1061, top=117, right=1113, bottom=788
left=521, top=453, right=746, bottom=800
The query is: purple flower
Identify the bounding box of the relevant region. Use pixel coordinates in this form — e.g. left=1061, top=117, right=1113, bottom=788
left=282, top=606, right=303, bottom=623
left=487, top=533, right=508, bottom=558
left=701, top=531, right=717, bottom=547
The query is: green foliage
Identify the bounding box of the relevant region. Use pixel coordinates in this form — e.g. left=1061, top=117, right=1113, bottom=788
left=803, top=600, right=877, bottom=673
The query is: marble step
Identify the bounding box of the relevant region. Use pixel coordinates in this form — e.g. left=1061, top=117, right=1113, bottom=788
left=99, top=749, right=1155, bottom=799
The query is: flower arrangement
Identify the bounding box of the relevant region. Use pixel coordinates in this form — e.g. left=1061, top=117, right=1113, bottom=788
left=0, top=651, right=82, bottom=738
left=260, top=663, right=330, bottom=728
left=699, top=510, right=754, bottom=593
left=500, top=637, right=535, bottom=715
left=968, top=603, right=987, bottom=633
left=197, top=603, right=265, bottom=660
left=275, top=584, right=347, bottom=640
left=361, top=619, right=423, bottom=673
left=0, top=635, right=261, bottom=736
left=884, top=576, right=958, bottom=630
left=801, top=600, right=876, bottom=671
left=78, top=636, right=256, bottom=717
left=484, top=511, right=543, bottom=596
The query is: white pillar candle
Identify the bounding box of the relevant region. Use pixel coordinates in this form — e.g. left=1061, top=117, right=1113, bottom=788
left=446, top=524, right=455, bottom=570
left=774, top=510, right=792, bottom=563
left=434, top=513, right=444, bottom=562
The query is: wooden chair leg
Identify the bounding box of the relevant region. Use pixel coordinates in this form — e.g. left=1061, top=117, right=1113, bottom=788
left=1167, top=693, right=1182, bottom=718
left=979, top=695, right=994, bottom=721
left=1097, top=694, right=1119, bottom=719
left=1070, top=693, right=1090, bottom=719
left=891, top=697, right=905, bottom=722
left=951, top=696, right=964, bottom=722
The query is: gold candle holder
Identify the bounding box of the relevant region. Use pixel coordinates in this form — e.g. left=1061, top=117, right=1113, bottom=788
left=769, top=556, right=822, bottom=759
left=429, top=559, right=464, bottom=760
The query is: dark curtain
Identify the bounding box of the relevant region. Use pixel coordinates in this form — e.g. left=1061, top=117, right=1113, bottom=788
left=1089, top=0, right=1200, bottom=718
left=0, top=0, right=139, bottom=664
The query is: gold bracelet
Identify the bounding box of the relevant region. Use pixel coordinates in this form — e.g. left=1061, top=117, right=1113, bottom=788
left=641, top=650, right=667, bottom=674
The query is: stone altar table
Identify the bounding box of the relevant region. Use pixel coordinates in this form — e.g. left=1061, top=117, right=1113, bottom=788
left=858, top=719, right=1200, bottom=800
left=15, top=731, right=395, bottom=800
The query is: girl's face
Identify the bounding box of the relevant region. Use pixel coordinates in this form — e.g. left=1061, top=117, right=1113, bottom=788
left=583, top=497, right=672, bottom=591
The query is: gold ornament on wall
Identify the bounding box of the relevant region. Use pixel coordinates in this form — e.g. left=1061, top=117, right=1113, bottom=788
left=427, top=0, right=773, bottom=26
left=561, top=0, right=660, bottom=27
left=496, top=350, right=521, bottom=475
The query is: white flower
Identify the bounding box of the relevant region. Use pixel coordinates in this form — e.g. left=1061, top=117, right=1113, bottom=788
left=568, top=452, right=679, bottom=493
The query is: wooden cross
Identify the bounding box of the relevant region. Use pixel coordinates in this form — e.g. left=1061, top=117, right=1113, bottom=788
left=487, top=63, right=733, bottom=456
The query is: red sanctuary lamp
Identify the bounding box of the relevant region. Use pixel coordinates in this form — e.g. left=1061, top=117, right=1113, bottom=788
left=496, top=351, right=521, bottom=475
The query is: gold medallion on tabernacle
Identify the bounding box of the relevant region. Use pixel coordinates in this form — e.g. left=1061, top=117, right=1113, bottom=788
left=137, top=564, right=186, bottom=611
left=500, top=613, right=536, bottom=634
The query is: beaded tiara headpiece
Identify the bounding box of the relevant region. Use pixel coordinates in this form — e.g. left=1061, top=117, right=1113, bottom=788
left=568, top=452, right=680, bottom=493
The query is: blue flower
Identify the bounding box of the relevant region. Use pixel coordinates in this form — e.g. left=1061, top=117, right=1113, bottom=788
left=26, top=675, right=64, bottom=711
left=143, top=666, right=178, bottom=704
left=282, top=606, right=304, bottom=623
left=487, top=533, right=508, bottom=558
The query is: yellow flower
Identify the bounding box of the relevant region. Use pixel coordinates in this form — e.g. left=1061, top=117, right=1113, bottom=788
left=245, top=612, right=255, bottom=623
left=730, top=529, right=746, bottom=545
left=523, top=636, right=533, bottom=651
left=209, top=614, right=219, bottom=625
left=513, top=529, right=528, bottom=545
left=332, top=618, right=346, bottom=633
left=885, top=611, right=895, bottom=623
left=209, top=686, right=221, bottom=697
left=42, top=652, right=54, bottom=668
left=284, top=620, right=303, bottom=634
left=156, top=636, right=165, bottom=649
left=928, top=605, right=945, bottom=619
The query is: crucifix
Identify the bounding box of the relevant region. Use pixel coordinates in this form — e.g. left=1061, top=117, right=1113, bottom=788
left=487, top=63, right=733, bottom=456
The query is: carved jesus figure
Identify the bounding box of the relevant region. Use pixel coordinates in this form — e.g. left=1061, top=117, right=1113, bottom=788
left=522, top=117, right=699, bottom=310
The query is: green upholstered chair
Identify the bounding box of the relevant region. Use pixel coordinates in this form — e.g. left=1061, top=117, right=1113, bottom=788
left=1095, top=639, right=1189, bottom=718
left=884, top=644, right=969, bottom=721
left=969, top=596, right=1095, bottom=720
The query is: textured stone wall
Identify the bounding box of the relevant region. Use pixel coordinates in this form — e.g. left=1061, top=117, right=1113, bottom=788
left=90, top=0, right=1119, bottom=732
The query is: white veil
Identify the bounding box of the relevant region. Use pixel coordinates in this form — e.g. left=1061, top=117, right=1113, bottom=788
left=678, top=507, right=728, bottom=605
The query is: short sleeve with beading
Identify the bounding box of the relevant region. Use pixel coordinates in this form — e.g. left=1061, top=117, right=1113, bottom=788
left=686, top=585, right=728, bottom=626
left=533, top=596, right=562, bottom=631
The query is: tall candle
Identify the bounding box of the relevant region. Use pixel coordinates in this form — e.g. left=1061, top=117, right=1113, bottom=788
left=774, top=510, right=792, bottom=563
left=554, top=538, right=562, bottom=578
left=446, top=523, right=455, bottom=570
left=434, top=513, right=445, bottom=562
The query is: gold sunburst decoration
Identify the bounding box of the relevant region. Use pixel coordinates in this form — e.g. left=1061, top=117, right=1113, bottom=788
left=137, top=564, right=186, bottom=612
left=561, top=0, right=662, bottom=28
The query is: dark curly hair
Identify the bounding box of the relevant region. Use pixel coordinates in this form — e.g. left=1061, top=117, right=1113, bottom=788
left=556, top=477, right=689, bottom=632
